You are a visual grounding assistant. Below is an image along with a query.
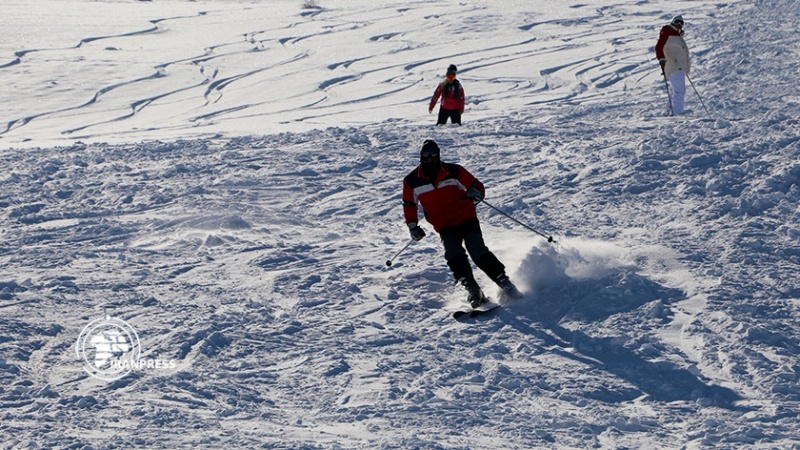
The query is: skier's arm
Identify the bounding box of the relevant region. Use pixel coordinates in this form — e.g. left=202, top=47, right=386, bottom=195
left=655, top=28, right=669, bottom=62
left=458, top=85, right=465, bottom=114
left=429, top=84, right=443, bottom=112
left=402, top=180, right=419, bottom=224
left=458, top=167, right=484, bottom=198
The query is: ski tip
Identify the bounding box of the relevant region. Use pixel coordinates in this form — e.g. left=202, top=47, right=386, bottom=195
left=453, top=310, right=470, bottom=320
left=453, top=303, right=502, bottom=321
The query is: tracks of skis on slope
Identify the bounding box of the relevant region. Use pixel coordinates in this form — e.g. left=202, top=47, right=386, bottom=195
left=0, top=4, right=420, bottom=140
left=1, top=13, right=195, bottom=136
left=1, top=1, right=678, bottom=144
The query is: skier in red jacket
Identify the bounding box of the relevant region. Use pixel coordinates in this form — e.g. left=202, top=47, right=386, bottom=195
left=428, top=64, right=465, bottom=125
left=655, top=15, right=691, bottom=114
left=402, top=140, right=522, bottom=307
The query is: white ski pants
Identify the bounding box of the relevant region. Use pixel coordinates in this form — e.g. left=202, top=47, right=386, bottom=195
left=667, top=70, right=686, bottom=115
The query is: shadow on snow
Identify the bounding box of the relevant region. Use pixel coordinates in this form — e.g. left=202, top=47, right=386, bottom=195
left=496, top=243, right=742, bottom=408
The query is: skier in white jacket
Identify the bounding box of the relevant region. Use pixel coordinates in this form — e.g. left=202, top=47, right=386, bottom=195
left=655, top=15, right=690, bottom=115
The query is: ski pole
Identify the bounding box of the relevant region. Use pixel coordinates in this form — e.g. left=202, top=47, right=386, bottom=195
left=385, top=239, right=414, bottom=267
left=480, top=199, right=556, bottom=244
left=686, top=74, right=711, bottom=118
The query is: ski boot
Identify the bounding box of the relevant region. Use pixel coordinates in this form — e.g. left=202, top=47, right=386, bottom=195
left=495, top=274, right=523, bottom=301
left=459, top=277, right=488, bottom=309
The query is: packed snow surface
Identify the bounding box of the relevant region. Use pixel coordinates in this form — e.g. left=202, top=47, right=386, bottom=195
left=1, top=0, right=799, bottom=448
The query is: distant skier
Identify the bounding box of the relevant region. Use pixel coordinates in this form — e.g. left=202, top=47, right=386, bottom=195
left=655, top=15, right=691, bottom=115
left=402, top=139, right=522, bottom=307
left=428, top=64, right=465, bottom=125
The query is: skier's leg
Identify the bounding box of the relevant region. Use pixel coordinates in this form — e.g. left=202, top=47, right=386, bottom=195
left=436, top=108, right=449, bottom=125
left=442, top=228, right=487, bottom=306
left=445, top=249, right=487, bottom=307
left=450, top=109, right=461, bottom=125
left=461, top=219, right=506, bottom=281
left=459, top=219, right=521, bottom=299
left=466, top=232, right=523, bottom=299
left=668, top=71, right=686, bottom=115
left=473, top=250, right=505, bottom=282
left=446, top=254, right=473, bottom=282
left=441, top=231, right=471, bottom=281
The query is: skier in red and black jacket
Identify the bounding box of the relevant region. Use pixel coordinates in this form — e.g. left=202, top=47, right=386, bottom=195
left=428, top=64, right=465, bottom=126
left=402, top=140, right=522, bottom=307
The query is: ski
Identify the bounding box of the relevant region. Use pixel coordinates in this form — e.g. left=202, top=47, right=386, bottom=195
left=453, top=277, right=523, bottom=321
left=453, top=302, right=502, bottom=320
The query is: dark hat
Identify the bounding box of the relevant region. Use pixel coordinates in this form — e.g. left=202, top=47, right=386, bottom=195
left=446, top=64, right=457, bottom=75
left=421, top=139, right=440, bottom=156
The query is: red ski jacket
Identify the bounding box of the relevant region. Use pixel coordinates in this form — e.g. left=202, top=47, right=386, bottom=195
left=429, top=79, right=465, bottom=112
left=403, top=162, right=484, bottom=232
left=654, top=25, right=681, bottom=60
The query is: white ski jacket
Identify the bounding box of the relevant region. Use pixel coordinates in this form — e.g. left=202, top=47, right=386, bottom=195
left=656, top=25, right=691, bottom=77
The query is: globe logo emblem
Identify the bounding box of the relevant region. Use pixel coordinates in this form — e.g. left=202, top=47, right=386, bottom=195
left=76, top=315, right=141, bottom=381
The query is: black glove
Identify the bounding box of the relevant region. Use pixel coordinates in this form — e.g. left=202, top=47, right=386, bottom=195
left=659, top=59, right=666, bottom=75
left=408, top=223, right=426, bottom=241
left=465, top=188, right=484, bottom=202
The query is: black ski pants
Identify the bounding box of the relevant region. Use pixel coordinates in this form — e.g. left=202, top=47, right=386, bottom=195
left=440, top=218, right=505, bottom=283
left=436, top=107, right=461, bottom=125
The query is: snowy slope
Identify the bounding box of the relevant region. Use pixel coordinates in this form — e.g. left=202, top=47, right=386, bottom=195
left=1, top=0, right=800, bottom=448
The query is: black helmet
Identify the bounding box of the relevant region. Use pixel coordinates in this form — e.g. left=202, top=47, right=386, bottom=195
left=420, top=140, right=441, bottom=176
left=421, top=139, right=440, bottom=157
left=446, top=64, right=457, bottom=75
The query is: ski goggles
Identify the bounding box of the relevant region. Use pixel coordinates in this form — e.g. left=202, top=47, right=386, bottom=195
left=421, top=151, right=439, bottom=163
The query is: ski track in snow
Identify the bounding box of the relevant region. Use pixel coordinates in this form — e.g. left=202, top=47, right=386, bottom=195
left=1, top=0, right=800, bottom=448
left=1, top=0, right=719, bottom=147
